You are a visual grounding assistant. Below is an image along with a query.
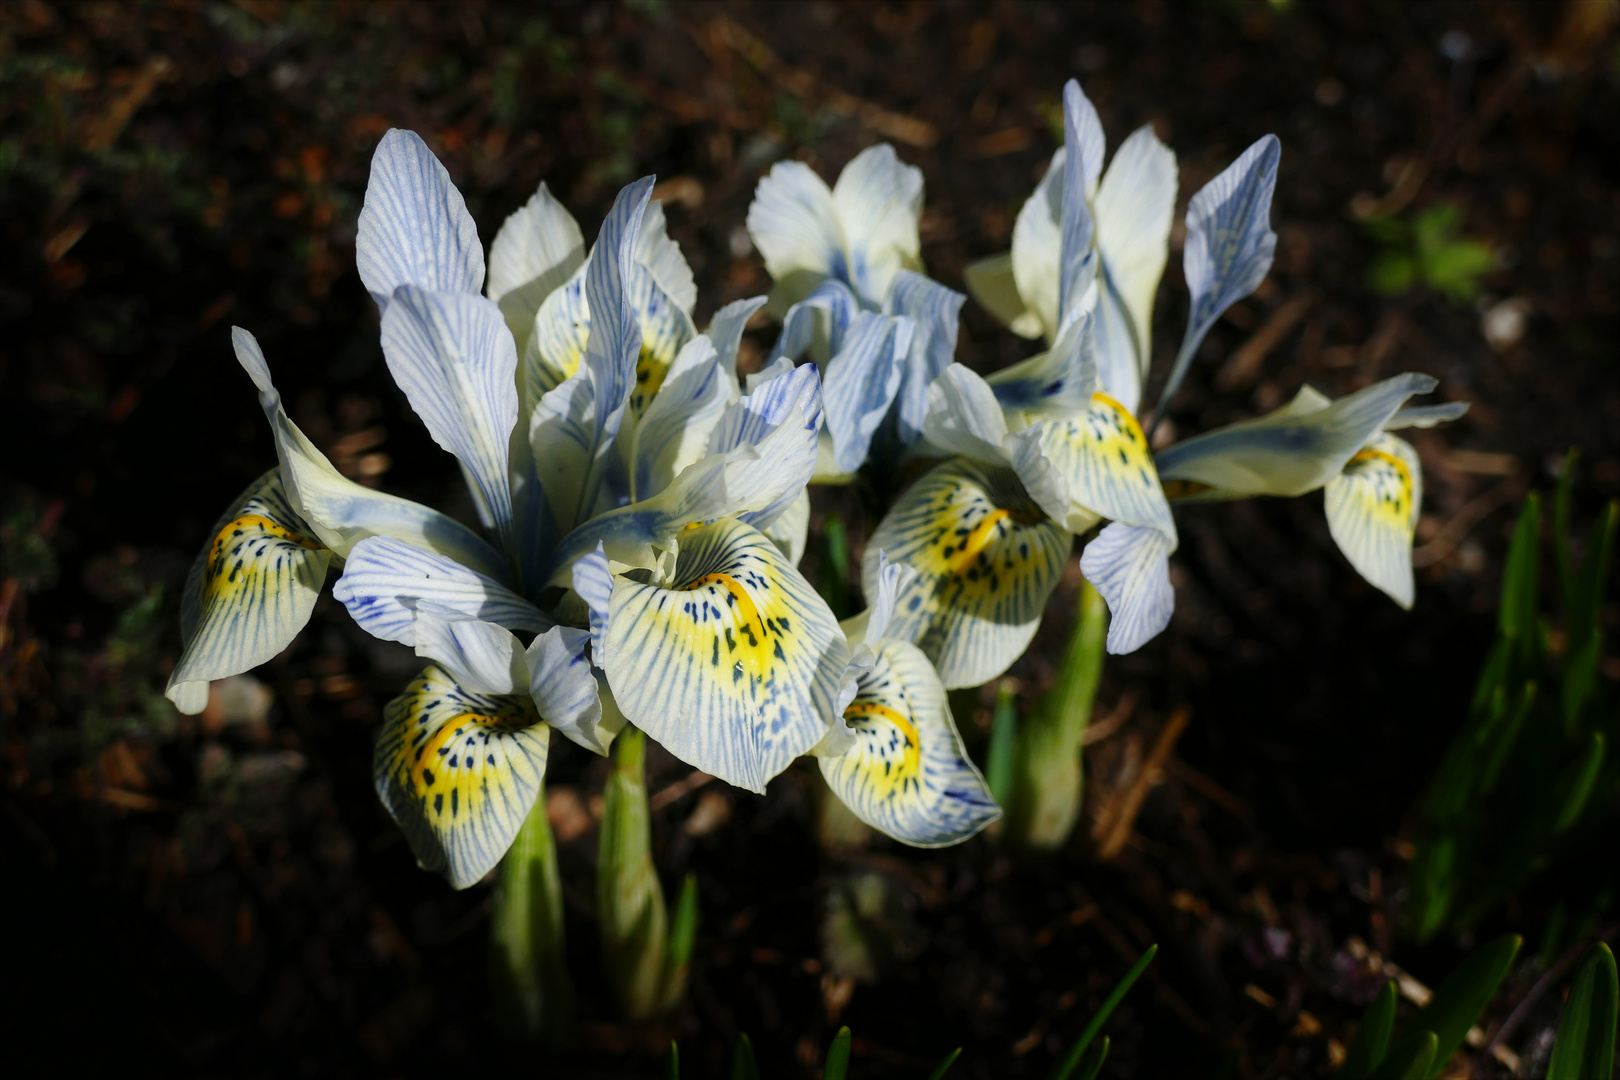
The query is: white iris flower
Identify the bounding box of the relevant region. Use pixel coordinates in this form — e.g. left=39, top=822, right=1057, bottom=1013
left=745, top=145, right=968, bottom=479
left=1156, top=384, right=1467, bottom=608
left=167, top=131, right=843, bottom=887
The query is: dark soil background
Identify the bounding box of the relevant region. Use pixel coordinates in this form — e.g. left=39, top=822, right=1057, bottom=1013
left=2, top=2, right=1617, bottom=1078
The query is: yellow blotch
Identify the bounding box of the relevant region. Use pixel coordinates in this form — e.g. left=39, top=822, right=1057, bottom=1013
left=844, top=699, right=923, bottom=795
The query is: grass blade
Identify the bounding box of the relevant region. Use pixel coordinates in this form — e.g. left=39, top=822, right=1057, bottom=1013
left=823, top=1027, right=852, bottom=1080
left=928, top=1048, right=963, bottom=1080
left=730, top=1033, right=760, bottom=1080
left=1048, top=944, right=1157, bottom=1080
left=1548, top=942, right=1619, bottom=1080
left=1339, top=979, right=1398, bottom=1079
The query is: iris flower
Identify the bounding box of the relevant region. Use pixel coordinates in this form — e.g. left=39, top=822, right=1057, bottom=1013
left=745, top=145, right=968, bottom=478
left=861, top=76, right=1279, bottom=682
left=1156, top=383, right=1468, bottom=608
left=167, top=130, right=843, bottom=886
left=814, top=553, right=1000, bottom=845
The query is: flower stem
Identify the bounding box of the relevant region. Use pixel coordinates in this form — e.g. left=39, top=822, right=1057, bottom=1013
left=1002, top=578, right=1108, bottom=852
left=598, top=726, right=670, bottom=1019
left=489, top=781, right=575, bottom=1043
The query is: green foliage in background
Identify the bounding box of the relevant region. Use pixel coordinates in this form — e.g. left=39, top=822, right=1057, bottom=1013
left=1365, top=203, right=1496, bottom=302
left=1407, top=452, right=1618, bottom=942
left=676, top=946, right=1156, bottom=1080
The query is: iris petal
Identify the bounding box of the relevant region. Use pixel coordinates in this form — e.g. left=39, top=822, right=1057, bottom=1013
left=374, top=665, right=549, bottom=889
left=864, top=459, right=1070, bottom=688
left=602, top=518, right=846, bottom=793
left=1325, top=433, right=1421, bottom=609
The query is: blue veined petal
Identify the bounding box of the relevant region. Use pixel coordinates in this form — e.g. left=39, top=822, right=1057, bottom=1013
left=818, top=638, right=999, bottom=847
left=706, top=296, right=769, bottom=395
left=584, top=176, right=655, bottom=455
left=1154, top=134, right=1280, bottom=430
left=528, top=372, right=598, bottom=538
left=355, top=129, right=484, bottom=313
left=1094, top=124, right=1178, bottom=397
left=1384, top=401, right=1469, bottom=430
left=374, top=665, right=548, bottom=889
left=629, top=335, right=727, bottom=503
left=864, top=459, right=1071, bottom=688
left=1011, top=148, right=1065, bottom=343
left=410, top=603, right=533, bottom=697
left=232, top=327, right=509, bottom=582
left=541, top=382, right=822, bottom=584
left=1006, top=391, right=1176, bottom=537
left=333, top=536, right=550, bottom=646
left=1155, top=372, right=1438, bottom=498
left=986, top=311, right=1099, bottom=419
left=1080, top=521, right=1174, bottom=654
left=887, top=270, right=966, bottom=447
left=635, top=200, right=698, bottom=316
left=746, top=158, right=842, bottom=300
left=1092, top=270, right=1145, bottom=414
left=921, top=363, right=1011, bottom=466
left=708, top=361, right=823, bottom=532
left=1058, top=79, right=1102, bottom=330
left=380, top=286, right=518, bottom=542
left=847, top=549, right=918, bottom=648
left=830, top=143, right=925, bottom=307
left=525, top=623, right=607, bottom=754
left=601, top=518, right=847, bottom=793
left=570, top=543, right=613, bottom=662
left=823, top=312, right=912, bottom=474
left=487, top=180, right=585, bottom=356
left=775, top=278, right=860, bottom=365
left=167, top=471, right=333, bottom=714
left=1325, top=433, right=1421, bottom=609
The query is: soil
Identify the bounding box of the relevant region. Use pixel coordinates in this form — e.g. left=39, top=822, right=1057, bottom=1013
left=2, top=3, right=1617, bottom=1078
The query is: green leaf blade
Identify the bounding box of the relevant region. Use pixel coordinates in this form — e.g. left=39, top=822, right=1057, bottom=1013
left=1049, top=945, right=1156, bottom=1080
left=1548, top=942, right=1619, bottom=1080
left=1340, top=980, right=1399, bottom=1080
left=823, top=1027, right=852, bottom=1080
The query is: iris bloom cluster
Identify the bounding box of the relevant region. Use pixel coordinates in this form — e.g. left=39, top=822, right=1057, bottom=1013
left=167, top=74, right=1462, bottom=891
left=167, top=131, right=998, bottom=890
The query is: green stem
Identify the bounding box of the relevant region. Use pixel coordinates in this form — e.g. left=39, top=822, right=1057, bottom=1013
left=598, top=727, right=669, bottom=1020
left=1002, top=579, right=1108, bottom=852
left=490, top=781, right=575, bottom=1043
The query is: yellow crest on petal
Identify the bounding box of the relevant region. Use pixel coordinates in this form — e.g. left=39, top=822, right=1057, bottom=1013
left=1021, top=391, right=1172, bottom=535
left=820, top=639, right=999, bottom=846
left=1325, top=433, right=1421, bottom=609
left=603, top=517, right=844, bottom=792
left=375, top=665, right=550, bottom=889
left=864, top=459, right=1070, bottom=688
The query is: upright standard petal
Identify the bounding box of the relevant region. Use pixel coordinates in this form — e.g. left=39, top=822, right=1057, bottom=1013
left=356, top=129, right=484, bottom=313
left=1007, top=391, right=1174, bottom=538
left=963, top=252, right=1045, bottom=340
left=819, top=638, right=1000, bottom=847
left=375, top=665, right=549, bottom=889
left=167, top=471, right=332, bottom=713
left=746, top=160, right=842, bottom=303
left=830, top=143, right=924, bottom=306
left=380, top=287, right=518, bottom=539
left=887, top=270, right=966, bottom=447
left=1155, top=373, right=1438, bottom=498
left=1155, top=134, right=1280, bottom=430
left=628, top=334, right=728, bottom=503
left=232, top=327, right=509, bottom=581
left=1080, top=521, right=1173, bottom=654
left=634, top=200, right=698, bottom=315
left=1057, top=80, right=1101, bottom=331
left=1094, top=125, right=1178, bottom=406
left=487, top=181, right=585, bottom=356
left=1325, top=433, right=1422, bottom=609
left=1011, top=149, right=1065, bottom=343
left=864, top=459, right=1070, bottom=688
left=333, top=536, right=551, bottom=646
left=821, top=312, right=912, bottom=474
left=601, top=518, right=846, bottom=793
left=583, top=177, right=655, bottom=454
left=706, top=296, right=769, bottom=395
left=775, top=278, right=859, bottom=367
